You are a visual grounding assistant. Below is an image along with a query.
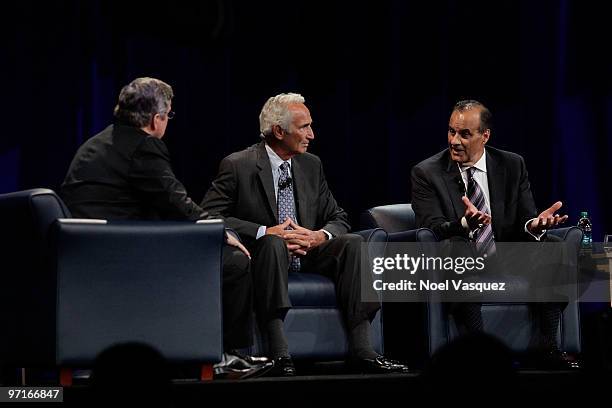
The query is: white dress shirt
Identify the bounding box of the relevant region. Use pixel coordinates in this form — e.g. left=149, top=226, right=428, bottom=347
left=459, top=148, right=543, bottom=241
left=256, top=144, right=332, bottom=240
left=459, top=151, right=491, bottom=216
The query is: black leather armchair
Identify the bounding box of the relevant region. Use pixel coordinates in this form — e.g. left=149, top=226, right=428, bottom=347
left=54, top=218, right=225, bottom=384
left=361, top=203, right=582, bottom=358
left=0, top=188, right=71, bottom=371
left=250, top=228, right=386, bottom=360
left=0, top=189, right=224, bottom=384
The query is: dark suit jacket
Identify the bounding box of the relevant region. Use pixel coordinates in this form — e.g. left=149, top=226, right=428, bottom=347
left=411, top=146, right=538, bottom=242
left=201, top=141, right=350, bottom=246
left=61, top=123, right=205, bottom=220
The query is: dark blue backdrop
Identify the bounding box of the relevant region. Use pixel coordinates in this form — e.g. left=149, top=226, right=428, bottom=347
left=1, top=0, right=610, bottom=238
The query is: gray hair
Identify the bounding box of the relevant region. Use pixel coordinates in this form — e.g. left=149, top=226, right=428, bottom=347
left=259, top=93, right=305, bottom=138
left=113, top=77, right=174, bottom=128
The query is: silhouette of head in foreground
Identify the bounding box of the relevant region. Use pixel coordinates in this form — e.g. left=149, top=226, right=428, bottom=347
left=90, top=342, right=172, bottom=406
left=423, top=332, right=517, bottom=400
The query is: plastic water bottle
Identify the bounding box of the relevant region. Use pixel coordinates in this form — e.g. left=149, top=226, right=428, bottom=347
left=577, top=211, right=593, bottom=249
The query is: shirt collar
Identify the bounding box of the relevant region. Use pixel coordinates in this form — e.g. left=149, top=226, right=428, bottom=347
left=265, top=143, right=291, bottom=171
left=460, top=148, right=487, bottom=174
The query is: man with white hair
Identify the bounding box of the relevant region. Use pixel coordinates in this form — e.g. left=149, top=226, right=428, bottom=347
left=201, top=93, right=409, bottom=375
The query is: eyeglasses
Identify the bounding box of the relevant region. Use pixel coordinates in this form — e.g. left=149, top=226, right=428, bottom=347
left=166, top=110, right=175, bottom=120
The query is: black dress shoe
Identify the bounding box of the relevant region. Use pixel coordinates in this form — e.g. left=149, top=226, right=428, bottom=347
left=214, top=352, right=274, bottom=379
left=543, top=350, right=582, bottom=370
left=349, top=355, right=410, bottom=374
left=267, top=356, right=296, bottom=377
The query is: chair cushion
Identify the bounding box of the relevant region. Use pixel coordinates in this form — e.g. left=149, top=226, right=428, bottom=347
left=285, top=308, right=348, bottom=358
left=288, top=273, right=337, bottom=307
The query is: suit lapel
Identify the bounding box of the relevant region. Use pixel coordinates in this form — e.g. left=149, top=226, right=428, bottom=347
left=290, top=158, right=309, bottom=228
left=256, top=143, right=278, bottom=223
left=443, top=158, right=466, bottom=220
left=486, top=150, right=506, bottom=240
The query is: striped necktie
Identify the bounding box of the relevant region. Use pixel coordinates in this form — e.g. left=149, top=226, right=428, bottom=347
left=467, top=167, right=495, bottom=256
left=278, top=162, right=301, bottom=272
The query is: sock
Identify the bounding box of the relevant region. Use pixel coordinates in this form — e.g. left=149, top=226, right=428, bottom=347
left=540, top=303, right=562, bottom=352
left=265, top=318, right=290, bottom=359
left=349, top=320, right=378, bottom=360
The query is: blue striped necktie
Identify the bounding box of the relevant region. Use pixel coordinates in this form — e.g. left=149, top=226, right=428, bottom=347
left=278, top=162, right=301, bottom=272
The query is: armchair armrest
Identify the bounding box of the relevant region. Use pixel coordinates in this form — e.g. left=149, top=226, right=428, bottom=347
left=354, top=228, right=387, bottom=261
left=388, top=228, right=437, bottom=243
left=547, top=226, right=583, bottom=246
left=354, top=228, right=387, bottom=243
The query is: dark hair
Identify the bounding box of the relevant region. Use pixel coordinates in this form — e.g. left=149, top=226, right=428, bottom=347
left=453, top=99, right=492, bottom=133
left=113, top=77, right=174, bottom=127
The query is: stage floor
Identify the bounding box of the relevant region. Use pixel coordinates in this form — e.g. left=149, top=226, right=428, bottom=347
left=58, top=369, right=608, bottom=405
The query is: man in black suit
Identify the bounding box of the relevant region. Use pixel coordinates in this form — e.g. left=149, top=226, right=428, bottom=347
left=61, top=77, right=272, bottom=379
left=411, top=99, right=580, bottom=369
left=201, top=93, right=409, bottom=375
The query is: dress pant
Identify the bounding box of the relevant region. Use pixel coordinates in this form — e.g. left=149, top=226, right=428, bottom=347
left=250, top=234, right=380, bottom=331
left=448, top=235, right=565, bottom=349
left=451, top=302, right=563, bottom=350
left=222, top=245, right=253, bottom=350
